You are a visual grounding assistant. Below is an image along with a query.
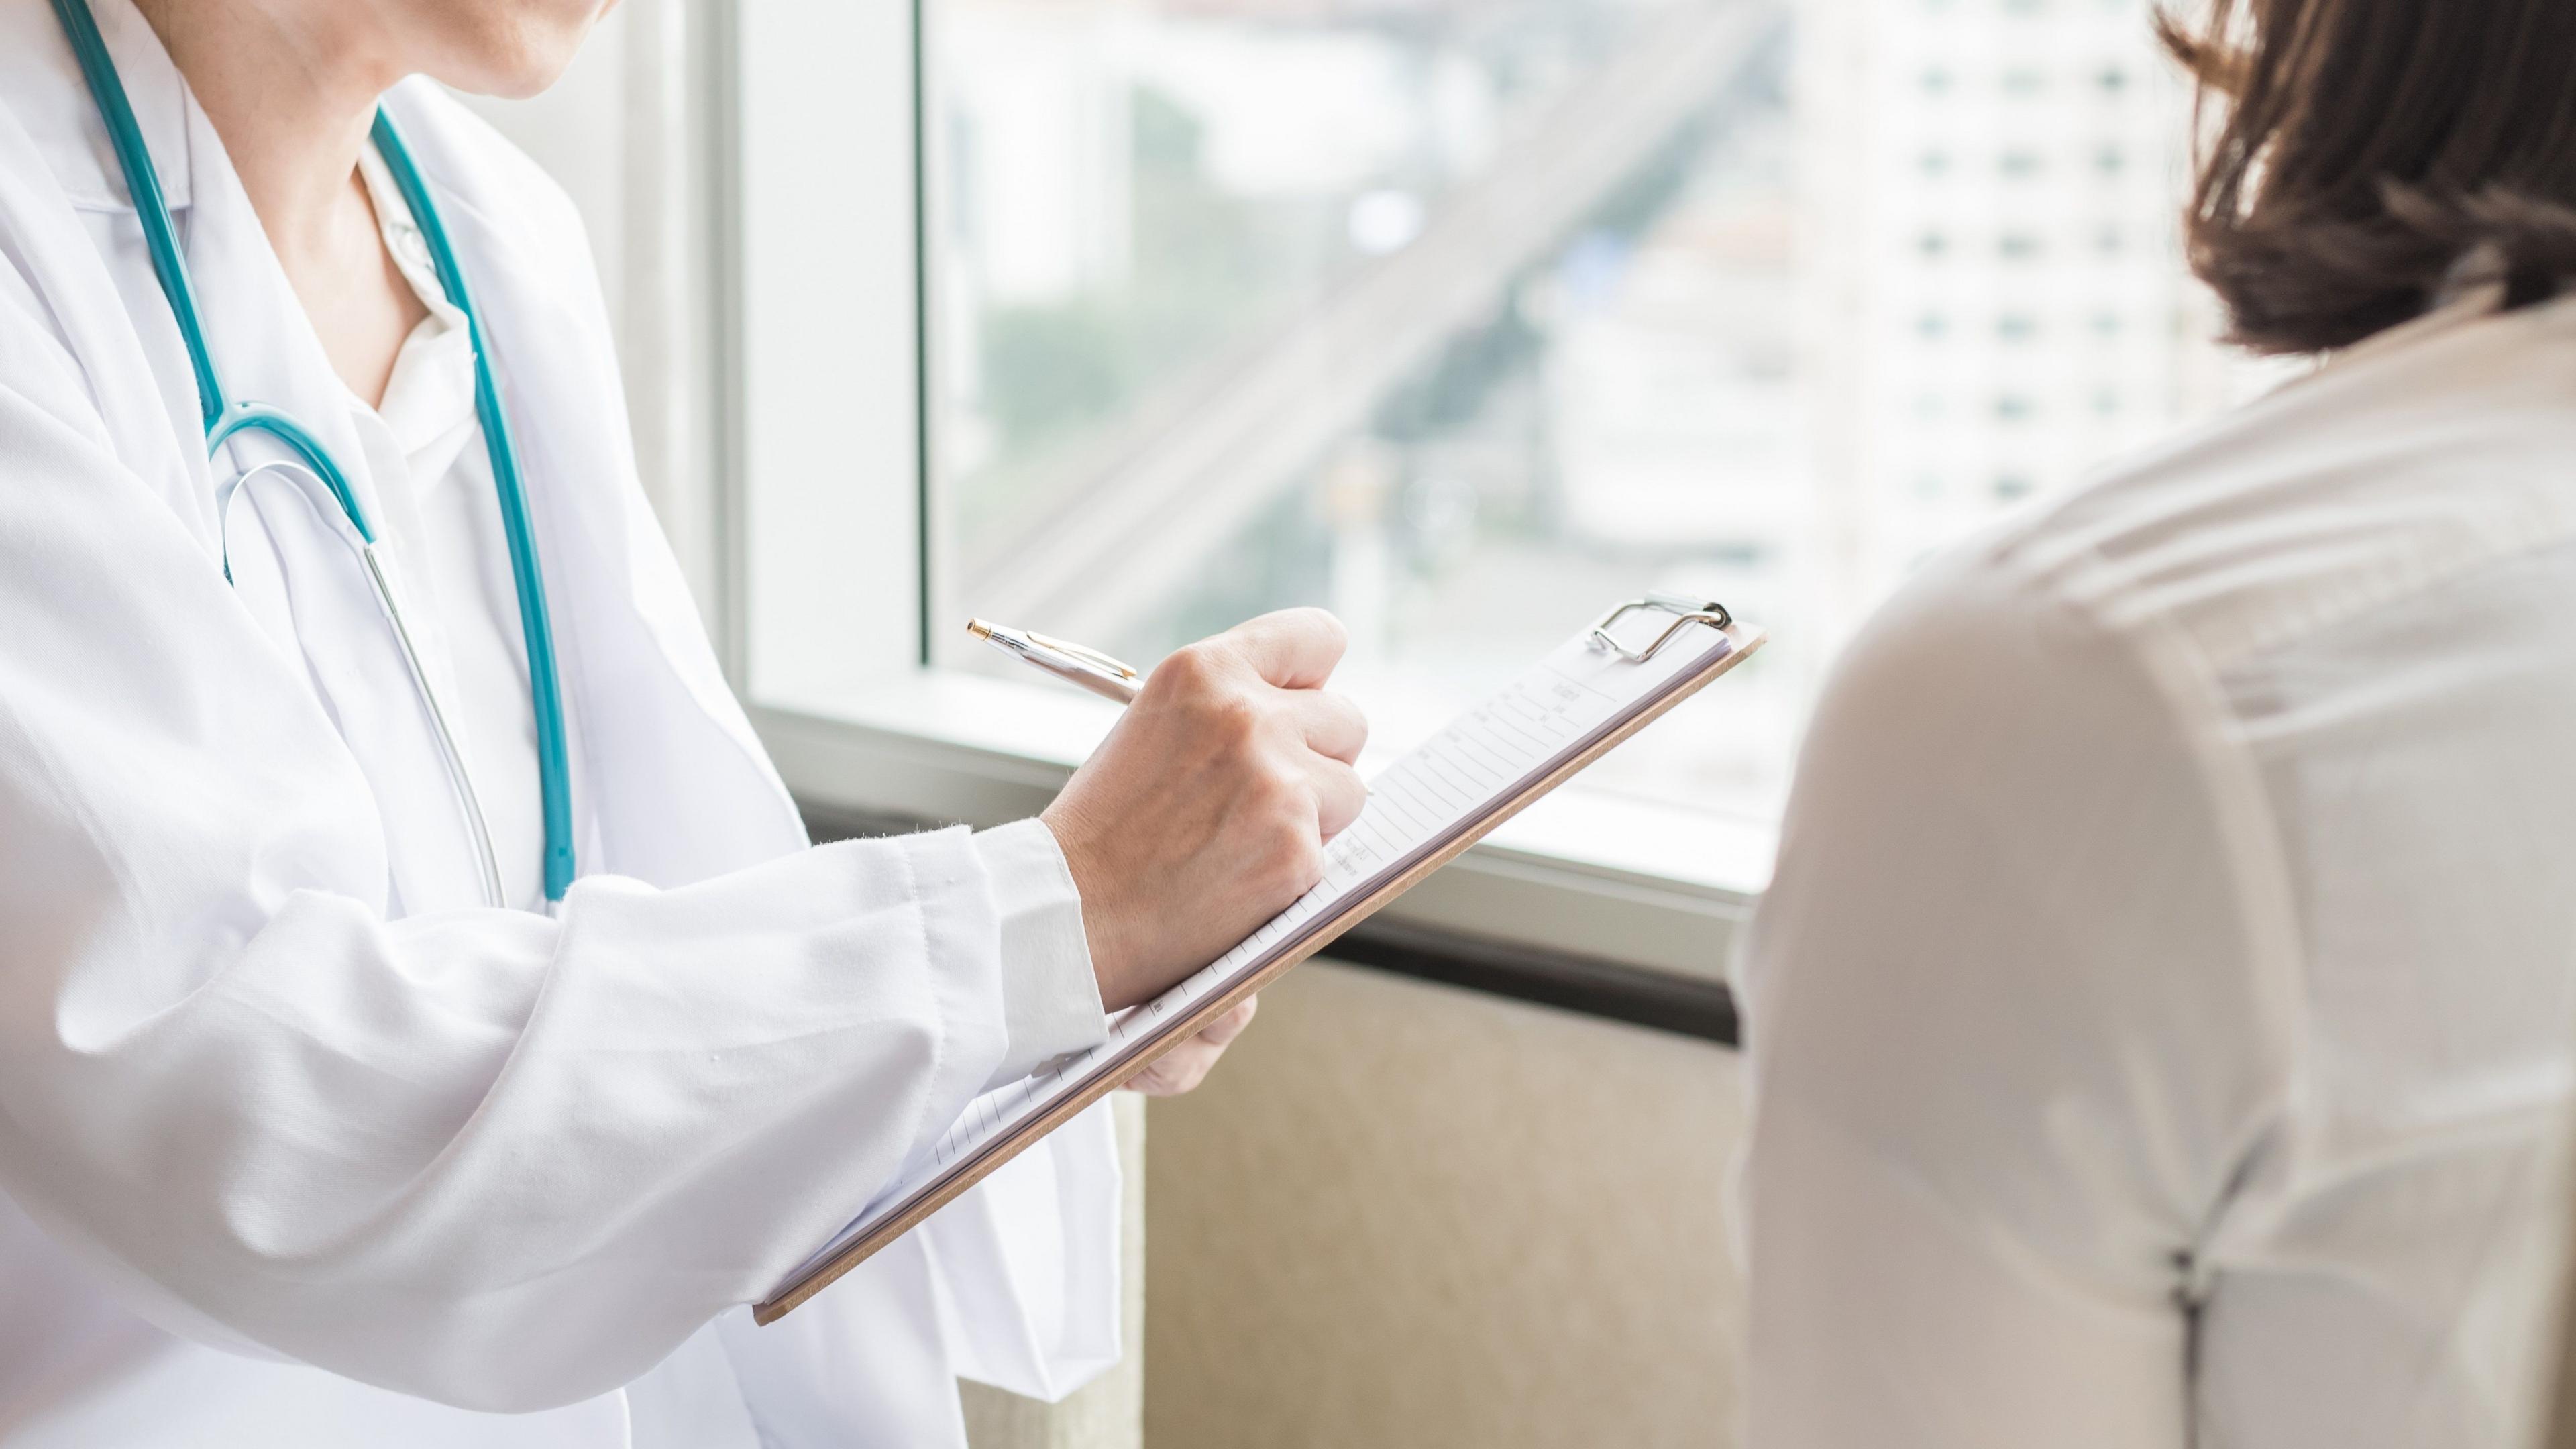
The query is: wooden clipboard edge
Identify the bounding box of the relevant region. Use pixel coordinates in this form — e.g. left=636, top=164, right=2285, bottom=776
left=753, top=622, right=1765, bottom=1325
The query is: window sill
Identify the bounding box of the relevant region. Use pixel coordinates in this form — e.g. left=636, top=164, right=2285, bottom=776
left=751, top=668, right=1771, bottom=983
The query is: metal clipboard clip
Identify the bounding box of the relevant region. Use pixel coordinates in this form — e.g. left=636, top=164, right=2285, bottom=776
left=1586, top=592, right=1735, bottom=663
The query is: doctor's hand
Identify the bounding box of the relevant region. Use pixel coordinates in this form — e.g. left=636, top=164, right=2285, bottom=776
left=1125, top=997, right=1259, bottom=1097
left=1043, top=608, right=1367, bottom=1012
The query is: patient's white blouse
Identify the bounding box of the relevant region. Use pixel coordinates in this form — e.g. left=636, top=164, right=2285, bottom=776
left=1737, top=288, right=2576, bottom=1449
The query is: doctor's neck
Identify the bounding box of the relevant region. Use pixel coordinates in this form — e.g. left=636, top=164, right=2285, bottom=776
left=129, top=0, right=397, bottom=264
left=124, top=0, right=608, bottom=401
left=129, top=0, right=604, bottom=246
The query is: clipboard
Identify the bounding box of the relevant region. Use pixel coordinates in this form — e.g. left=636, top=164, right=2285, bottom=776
left=755, top=594, right=1763, bottom=1324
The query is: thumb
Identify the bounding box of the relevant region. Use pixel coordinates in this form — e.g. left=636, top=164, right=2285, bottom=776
left=1224, top=609, right=1348, bottom=689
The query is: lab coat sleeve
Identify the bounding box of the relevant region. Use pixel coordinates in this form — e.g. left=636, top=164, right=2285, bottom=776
left=0, top=336, right=1096, bottom=1412
left=1732, top=550, right=2293, bottom=1449
left=975, top=818, right=1112, bottom=1087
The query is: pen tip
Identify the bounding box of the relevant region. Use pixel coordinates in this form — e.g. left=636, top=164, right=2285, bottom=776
left=964, top=618, right=994, bottom=640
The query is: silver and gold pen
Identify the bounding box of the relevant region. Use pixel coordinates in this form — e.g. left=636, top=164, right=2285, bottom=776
left=966, top=619, right=1142, bottom=704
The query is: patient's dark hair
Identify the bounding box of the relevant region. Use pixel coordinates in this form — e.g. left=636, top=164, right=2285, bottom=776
left=2159, top=0, right=2576, bottom=354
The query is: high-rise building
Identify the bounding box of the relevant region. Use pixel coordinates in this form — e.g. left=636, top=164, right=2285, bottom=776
left=1797, top=0, right=2223, bottom=643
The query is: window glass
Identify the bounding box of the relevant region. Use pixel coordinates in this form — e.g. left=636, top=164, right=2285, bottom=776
left=926, top=0, right=2268, bottom=820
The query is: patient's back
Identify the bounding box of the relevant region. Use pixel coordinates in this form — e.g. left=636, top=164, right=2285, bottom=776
left=1738, top=288, right=2576, bottom=1449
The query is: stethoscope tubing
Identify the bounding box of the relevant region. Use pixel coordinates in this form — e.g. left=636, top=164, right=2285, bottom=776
left=51, top=0, right=577, bottom=905
left=217, top=459, right=511, bottom=909
left=360, top=543, right=511, bottom=908
left=370, top=115, right=576, bottom=904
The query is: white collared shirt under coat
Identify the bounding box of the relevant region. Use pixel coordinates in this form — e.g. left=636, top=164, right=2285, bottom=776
left=1737, top=286, right=2576, bottom=1446
left=0, top=1, right=1122, bottom=1442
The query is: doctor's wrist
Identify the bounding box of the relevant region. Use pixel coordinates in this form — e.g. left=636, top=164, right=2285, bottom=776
left=1042, top=801, right=1151, bottom=1011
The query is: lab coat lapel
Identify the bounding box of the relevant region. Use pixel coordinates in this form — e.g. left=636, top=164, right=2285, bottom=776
left=0, top=0, right=205, bottom=528
left=376, top=80, right=810, bottom=886
left=0, top=0, right=191, bottom=212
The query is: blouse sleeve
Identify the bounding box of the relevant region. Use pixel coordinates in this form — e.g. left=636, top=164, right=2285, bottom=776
left=1733, top=550, right=2293, bottom=1449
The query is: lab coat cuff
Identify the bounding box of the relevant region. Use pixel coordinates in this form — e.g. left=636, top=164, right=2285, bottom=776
left=973, top=818, right=1109, bottom=1085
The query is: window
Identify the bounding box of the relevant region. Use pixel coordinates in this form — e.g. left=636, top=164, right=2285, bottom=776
left=733, top=0, right=2277, bottom=959
left=921, top=0, right=1813, bottom=828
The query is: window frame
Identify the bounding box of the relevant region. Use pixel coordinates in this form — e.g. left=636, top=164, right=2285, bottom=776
left=720, top=0, right=1764, bottom=984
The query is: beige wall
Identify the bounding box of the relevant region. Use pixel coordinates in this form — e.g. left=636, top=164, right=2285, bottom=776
left=1144, top=961, right=1744, bottom=1449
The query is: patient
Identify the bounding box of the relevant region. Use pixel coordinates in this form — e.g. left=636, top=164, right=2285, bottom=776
left=1735, top=1, right=2576, bottom=1445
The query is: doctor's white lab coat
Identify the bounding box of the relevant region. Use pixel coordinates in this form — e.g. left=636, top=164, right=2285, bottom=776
left=0, top=3, right=1124, bottom=1443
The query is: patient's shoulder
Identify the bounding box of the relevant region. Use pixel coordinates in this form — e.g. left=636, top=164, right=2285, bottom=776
left=1970, top=291, right=2576, bottom=675
left=1805, top=290, right=2576, bottom=856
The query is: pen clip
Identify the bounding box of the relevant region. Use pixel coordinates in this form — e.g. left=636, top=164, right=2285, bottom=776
left=1026, top=631, right=1140, bottom=680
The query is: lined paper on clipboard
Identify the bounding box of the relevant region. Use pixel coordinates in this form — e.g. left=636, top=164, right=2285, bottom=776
left=757, top=598, right=1762, bottom=1322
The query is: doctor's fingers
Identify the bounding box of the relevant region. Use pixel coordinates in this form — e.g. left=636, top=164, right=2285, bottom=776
left=1126, top=999, right=1258, bottom=1097
left=1196, top=994, right=1258, bottom=1046
left=1304, top=755, right=1368, bottom=840
left=1286, top=688, right=1368, bottom=764
left=1220, top=608, right=1348, bottom=690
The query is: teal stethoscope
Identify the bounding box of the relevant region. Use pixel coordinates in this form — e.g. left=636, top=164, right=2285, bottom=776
left=51, top=0, right=575, bottom=907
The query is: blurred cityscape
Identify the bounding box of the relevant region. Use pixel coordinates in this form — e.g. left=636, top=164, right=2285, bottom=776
left=926, top=0, right=2262, bottom=821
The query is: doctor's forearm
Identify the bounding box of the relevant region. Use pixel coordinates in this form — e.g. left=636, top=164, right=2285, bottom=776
left=0, top=825, right=1055, bottom=1410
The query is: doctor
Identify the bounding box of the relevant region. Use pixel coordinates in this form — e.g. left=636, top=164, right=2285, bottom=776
left=0, top=0, right=1368, bottom=1444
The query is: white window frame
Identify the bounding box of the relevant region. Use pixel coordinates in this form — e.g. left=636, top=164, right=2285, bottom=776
left=720, top=0, right=1765, bottom=981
